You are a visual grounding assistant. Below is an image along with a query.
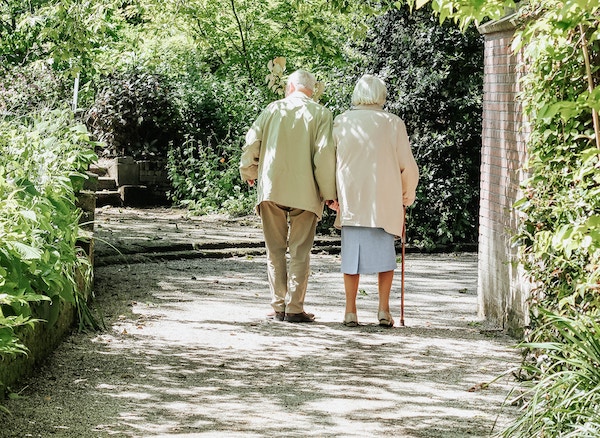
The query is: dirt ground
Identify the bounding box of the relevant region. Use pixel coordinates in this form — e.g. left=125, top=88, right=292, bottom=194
left=1, top=207, right=523, bottom=438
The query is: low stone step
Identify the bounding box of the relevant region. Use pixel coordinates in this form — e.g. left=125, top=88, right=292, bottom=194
left=95, top=190, right=122, bottom=208
left=119, top=185, right=150, bottom=207
left=88, top=164, right=109, bottom=177
left=98, top=176, right=117, bottom=191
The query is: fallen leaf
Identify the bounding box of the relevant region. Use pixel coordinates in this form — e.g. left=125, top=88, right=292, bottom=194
left=467, top=382, right=489, bottom=392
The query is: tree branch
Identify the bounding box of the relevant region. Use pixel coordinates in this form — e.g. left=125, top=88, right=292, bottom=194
left=229, top=0, right=254, bottom=84
left=580, top=24, right=600, bottom=152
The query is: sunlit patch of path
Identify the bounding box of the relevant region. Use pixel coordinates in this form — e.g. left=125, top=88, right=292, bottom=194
left=77, top=253, right=520, bottom=438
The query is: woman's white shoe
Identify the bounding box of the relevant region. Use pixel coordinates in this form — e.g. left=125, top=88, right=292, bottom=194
left=343, top=312, right=359, bottom=327
left=378, top=310, right=394, bottom=327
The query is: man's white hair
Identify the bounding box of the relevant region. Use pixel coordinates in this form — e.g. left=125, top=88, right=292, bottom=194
left=287, top=69, right=316, bottom=92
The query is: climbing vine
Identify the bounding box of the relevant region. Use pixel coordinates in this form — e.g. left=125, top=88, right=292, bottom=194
left=407, top=0, right=599, bottom=434
left=513, top=1, right=599, bottom=328
left=505, top=3, right=600, bottom=435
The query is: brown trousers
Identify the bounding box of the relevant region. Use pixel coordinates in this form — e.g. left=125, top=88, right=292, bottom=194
left=258, top=201, right=318, bottom=314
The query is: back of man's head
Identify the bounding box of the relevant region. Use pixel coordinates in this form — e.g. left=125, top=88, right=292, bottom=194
left=287, top=70, right=316, bottom=94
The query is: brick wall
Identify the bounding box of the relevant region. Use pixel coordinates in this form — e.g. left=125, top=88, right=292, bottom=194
left=478, top=18, right=531, bottom=336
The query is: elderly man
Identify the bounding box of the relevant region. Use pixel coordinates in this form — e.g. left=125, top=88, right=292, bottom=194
left=240, top=69, right=337, bottom=323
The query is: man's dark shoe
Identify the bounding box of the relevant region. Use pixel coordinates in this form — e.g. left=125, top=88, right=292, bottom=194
left=267, top=311, right=285, bottom=321
left=284, top=312, right=315, bottom=323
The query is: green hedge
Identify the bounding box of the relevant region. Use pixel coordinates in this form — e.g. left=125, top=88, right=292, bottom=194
left=356, top=6, right=484, bottom=248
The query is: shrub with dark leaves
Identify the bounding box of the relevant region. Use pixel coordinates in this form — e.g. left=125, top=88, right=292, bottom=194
left=357, top=5, right=484, bottom=248
left=85, top=66, right=181, bottom=159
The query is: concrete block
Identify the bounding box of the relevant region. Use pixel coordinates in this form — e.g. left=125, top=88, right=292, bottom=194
left=97, top=176, right=117, bottom=191
left=108, top=156, right=139, bottom=186
left=138, top=160, right=169, bottom=186
left=76, top=190, right=96, bottom=213
left=96, top=190, right=122, bottom=207
left=76, top=191, right=96, bottom=231
left=119, top=185, right=150, bottom=207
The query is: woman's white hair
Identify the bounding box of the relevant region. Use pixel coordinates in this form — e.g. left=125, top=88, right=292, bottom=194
left=351, top=74, right=387, bottom=106
left=287, top=69, right=317, bottom=92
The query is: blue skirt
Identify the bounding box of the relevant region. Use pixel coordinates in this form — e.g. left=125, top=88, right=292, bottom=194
left=340, top=226, right=397, bottom=275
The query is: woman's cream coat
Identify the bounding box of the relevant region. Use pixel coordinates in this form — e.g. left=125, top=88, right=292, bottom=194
left=333, top=105, right=419, bottom=237
left=240, top=91, right=337, bottom=219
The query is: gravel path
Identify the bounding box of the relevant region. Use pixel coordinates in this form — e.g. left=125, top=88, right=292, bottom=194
left=1, top=208, right=522, bottom=438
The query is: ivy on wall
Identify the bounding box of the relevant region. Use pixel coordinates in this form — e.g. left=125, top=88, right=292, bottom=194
left=505, top=3, right=600, bottom=435
left=409, top=0, right=598, bottom=433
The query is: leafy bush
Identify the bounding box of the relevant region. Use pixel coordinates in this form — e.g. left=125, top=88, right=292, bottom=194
left=0, top=110, right=98, bottom=359
left=354, top=5, right=484, bottom=247
left=167, top=136, right=256, bottom=216
left=175, top=71, right=262, bottom=146
left=513, top=10, right=600, bottom=335
left=505, top=312, right=600, bottom=437
left=0, top=64, right=71, bottom=116
left=85, top=66, right=181, bottom=159
left=166, top=75, right=263, bottom=215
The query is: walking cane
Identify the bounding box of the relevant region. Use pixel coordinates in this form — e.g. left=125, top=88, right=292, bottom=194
left=400, top=207, right=406, bottom=327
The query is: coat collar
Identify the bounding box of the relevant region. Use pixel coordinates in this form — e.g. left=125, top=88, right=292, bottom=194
left=286, top=90, right=312, bottom=100
left=352, top=104, right=384, bottom=111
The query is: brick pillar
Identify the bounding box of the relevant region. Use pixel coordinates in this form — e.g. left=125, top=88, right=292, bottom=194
left=478, top=16, right=531, bottom=336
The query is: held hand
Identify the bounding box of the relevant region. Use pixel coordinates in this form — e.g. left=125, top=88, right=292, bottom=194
left=325, top=200, right=339, bottom=212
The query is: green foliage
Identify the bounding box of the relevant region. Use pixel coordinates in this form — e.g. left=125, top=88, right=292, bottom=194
left=0, top=110, right=98, bottom=359
left=356, top=5, right=484, bottom=247
left=175, top=72, right=262, bottom=146
left=0, top=0, right=126, bottom=78
left=0, top=0, right=46, bottom=69
left=85, top=66, right=181, bottom=159
left=512, top=1, right=599, bottom=334
left=0, top=64, right=71, bottom=117
left=505, top=312, right=600, bottom=437
left=411, top=0, right=516, bottom=30
left=170, top=0, right=365, bottom=84
left=166, top=76, right=261, bottom=215
left=167, top=137, right=256, bottom=216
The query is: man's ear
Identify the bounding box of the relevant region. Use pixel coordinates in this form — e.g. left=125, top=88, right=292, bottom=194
left=285, top=83, right=295, bottom=96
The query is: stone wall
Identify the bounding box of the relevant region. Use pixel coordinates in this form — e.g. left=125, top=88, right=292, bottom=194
left=477, top=16, right=531, bottom=337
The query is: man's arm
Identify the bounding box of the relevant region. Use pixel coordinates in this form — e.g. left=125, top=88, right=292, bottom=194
left=240, top=120, right=262, bottom=184
left=240, top=140, right=260, bottom=183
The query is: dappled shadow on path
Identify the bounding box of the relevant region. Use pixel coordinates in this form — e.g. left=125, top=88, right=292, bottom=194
left=4, top=254, right=520, bottom=438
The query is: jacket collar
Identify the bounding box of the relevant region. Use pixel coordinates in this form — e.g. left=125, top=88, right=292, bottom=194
left=286, top=90, right=312, bottom=100
left=353, top=104, right=384, bottom=111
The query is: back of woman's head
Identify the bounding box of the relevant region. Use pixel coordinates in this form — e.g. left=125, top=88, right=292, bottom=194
left=287, top=70, right=316, bottom=92
left=351, top=74, right=387, bottom=106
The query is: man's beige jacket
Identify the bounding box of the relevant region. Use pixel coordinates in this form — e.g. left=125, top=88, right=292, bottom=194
left=333, top=105, right=419, bottom=237
left=240, top=91, right=337, bottom=219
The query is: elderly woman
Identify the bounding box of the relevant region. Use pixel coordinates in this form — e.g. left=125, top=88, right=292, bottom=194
left=332, top=74, right=419, bottom=327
